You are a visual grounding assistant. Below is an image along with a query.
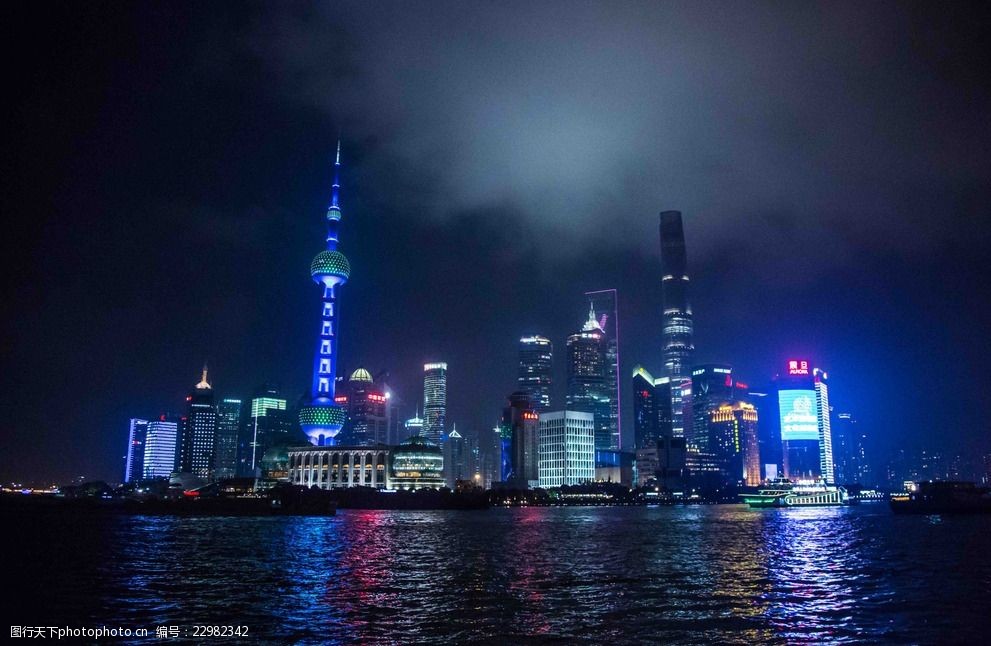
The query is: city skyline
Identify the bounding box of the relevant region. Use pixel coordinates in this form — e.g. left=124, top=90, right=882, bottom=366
left=5, top=2, right=991, bottom=484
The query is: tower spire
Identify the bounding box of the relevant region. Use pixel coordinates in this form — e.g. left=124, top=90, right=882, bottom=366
left=196, top=363, right=211, bottom=390
left=301, top=142, right=351, bottom=446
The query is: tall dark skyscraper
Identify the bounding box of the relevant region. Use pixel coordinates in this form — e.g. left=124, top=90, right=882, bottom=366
left=518, top=335, right=553, bottom=412
left=179, top=365, right=217, bottom=478
left=213, top=398, right=242, bottom=480
left=659, top=210, right=694, bottom=438
left=423, top=362, right=448, bottom=444
left=500, top=391, right=540, bottom=487
left=566, top=306, right=611, bottom=450
left=299, top=142, right=351, bottom=446
left=586, top=289, right=620, bottom=449
left=631, top=366, right=673, bottom=449
left=123, top=418, right=148, bottom=483
left=833, top=412, right=870, bottom=485
left=243, top=385, right=291, bottom=475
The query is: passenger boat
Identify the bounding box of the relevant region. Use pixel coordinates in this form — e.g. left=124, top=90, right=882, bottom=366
left=740, top=478, right=848, bottom=508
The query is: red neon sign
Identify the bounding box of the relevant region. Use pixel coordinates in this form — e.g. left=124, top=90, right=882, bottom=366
left=787, top=360, right=810, bottom=375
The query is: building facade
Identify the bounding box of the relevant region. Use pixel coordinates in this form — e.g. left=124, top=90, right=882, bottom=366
left=142, top=417, right=178, bottom=479
left=500, top=391, right=540, bottom=488
left=391, top=435, right=445, bottom=489
left=518, top=335, right=553, bottom=412
left=775, top=360, right=835, bottom=484
left=538, top=411, right=595, bottom=488
left=337, top=368, right=389, bottom=446
left=213, top=398, right=242, bottom=480
left=443, top=426, right=471, bottom=487
left=179, top=366, right=217, bottom=478
left=288, top=445, right=390, bottom=489
left=422, top=362, right=447, bottom=444
left=123, top=418, right=148, bottom=483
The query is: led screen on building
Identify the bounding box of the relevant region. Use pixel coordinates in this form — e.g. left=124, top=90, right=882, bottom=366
left=778, top=389, right=819, bottom=441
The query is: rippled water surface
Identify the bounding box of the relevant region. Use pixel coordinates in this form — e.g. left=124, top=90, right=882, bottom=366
left=7, top=504, right=991, bottom=643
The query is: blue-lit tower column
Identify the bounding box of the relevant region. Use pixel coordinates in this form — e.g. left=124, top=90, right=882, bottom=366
left=299, top=142, right=351, bottom=446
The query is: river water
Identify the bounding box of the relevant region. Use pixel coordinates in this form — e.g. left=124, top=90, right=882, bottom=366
left=6, top=504, right=991, bottom=643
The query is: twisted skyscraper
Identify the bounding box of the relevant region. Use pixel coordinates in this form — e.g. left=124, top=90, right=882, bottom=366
left=299, top=143, right=351, bottom=446
left=659, top=210, right=694, bottom=437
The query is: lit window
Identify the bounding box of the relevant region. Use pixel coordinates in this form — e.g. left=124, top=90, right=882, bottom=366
left=319, top=378, right=330, bottom=393
left=323, top=303, right=333, bottom=317
left=322, top=321, right=333, bottom=336
left=320, top=340, right=331, bottom=355
left=319, top=359, right=330, bottom=374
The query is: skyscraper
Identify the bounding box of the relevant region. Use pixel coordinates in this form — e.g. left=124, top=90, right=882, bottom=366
left=814, top=368, right=835, bottom=484
left=299, top=142, right=351, bottom=446
left=500, top=391, right=540, bottom=487
left=518, top=336, right=553, bottom=412
left=244, top=385, right=292, bottom=475
left=774, top=359, right=835, bottom=484
left=179, top=365, right=217, bottom=478
left=443, top=424, right=471, bottom=488
left=538, top=411, right=595, bottom=488
left=566, top=306, right=611, bottom=450
left=659, top=210, right=694, bottom=438
left=142, top=416, right=178, bottom=479
left=423, top=362, right=447, bottom=444
left=708, top=402, right=761, bottom=486
left=339, top=368, right=388, bottom=445
left=631, top=366, right=674, bottom=449
left=586, top=289, right=621, bottom=450
left=213, top=398, right=242, bottom=480
left=833, top=412, right=870, bottom=485
left=123, top=418, right=148, bottom=483
left=404, top=411, right=425, bottom=442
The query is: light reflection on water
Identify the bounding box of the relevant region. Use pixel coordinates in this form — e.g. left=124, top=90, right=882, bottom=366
left=7, top=505, right=991, bottom=643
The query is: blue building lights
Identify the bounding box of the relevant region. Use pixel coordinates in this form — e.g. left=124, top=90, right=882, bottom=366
left=299, top=142, right=350, bottom=446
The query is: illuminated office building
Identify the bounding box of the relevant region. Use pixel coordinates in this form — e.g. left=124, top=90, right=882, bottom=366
left=708, top=402, right=761, bottom=486
left=586, top=289, right=621, bottom=449
left=443, top=425, right=471, bottom=487
left=123, top=418, right=148, bottom=483
left=179, top=365, right=217, bottom=478
left=142, top=417, right=178, bottom=479
left=337, top=368, right=388, bottom=446
left=659, top=210, right=694, bottom=438
left=404, top=412, right=425, bottom=443
left=299, top=142, right=351, bottom=446
left=423, top=362, right=447, bottom=444
left=213, top=398, right=242, bottom=480
left=390, top=435, right=445, bottom=490
left=775, top=360, right=835, bottom=484
left=243, top=385, right=293, bottom=475
left=518, top=336, right=553, bottom=412
left=538, top=410, right=595, bottom=488
left=566, top=306, right=611, bottom=450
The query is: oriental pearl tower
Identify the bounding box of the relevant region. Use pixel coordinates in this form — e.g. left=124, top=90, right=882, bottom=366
left=299, top=142, right=351, bottom=446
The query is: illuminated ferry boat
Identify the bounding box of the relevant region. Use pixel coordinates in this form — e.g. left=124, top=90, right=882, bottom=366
left=740, top=478, right=848, bottom=508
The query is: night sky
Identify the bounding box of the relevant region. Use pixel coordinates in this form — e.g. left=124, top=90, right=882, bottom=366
left=5, top=1, right=990, bottom=484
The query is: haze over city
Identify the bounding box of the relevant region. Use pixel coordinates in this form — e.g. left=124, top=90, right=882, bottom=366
left=5, top=1, right=989, bottom=484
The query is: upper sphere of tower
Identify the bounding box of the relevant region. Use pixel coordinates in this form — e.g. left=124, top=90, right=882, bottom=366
left=310, top=250, right=351, bottom=281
